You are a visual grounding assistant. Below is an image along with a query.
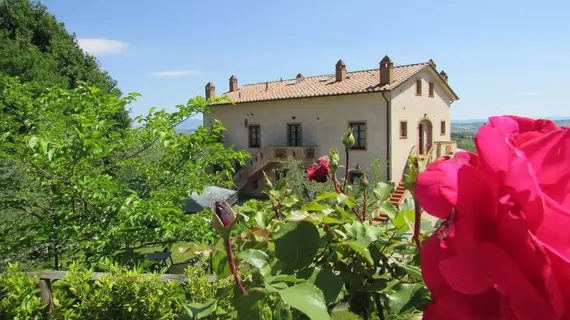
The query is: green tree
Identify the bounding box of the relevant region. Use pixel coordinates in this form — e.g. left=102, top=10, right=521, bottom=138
left=0, top=74, right=249, bottom=270
left=0, top=0, right=130, bottom=128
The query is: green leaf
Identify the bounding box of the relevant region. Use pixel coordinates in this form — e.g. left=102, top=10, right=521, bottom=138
left=274, top=221, right=320, bottom=271
left=280, top=196, right=299, bottom=207
left=184, top=299, right=217, bottom=319
left=279, top=283, right=330, bottom=320
left=301, top=201, right=327, bottom=212
left=347, top=240, right=374, bottom=265
left=380, top=203, right=398, bottom=220
left=316, top=191, right=338, bottom=201
left=275, top=178, right=289, bottom=199
left=387, top=283, right=424, bottom=315
left=392, top=209, right=415, bottom=232
left=394, top=261, right=423, bottom=281
left=372, top=181, right=395, bottom=202
left=233, top=288, right=265, bottom=320
left=238, top=249, right=270, bottom=270
left=211, top=249, right=230, bottom=278
left=303, top=268, right=345, bottom=305
left=331, top=303, right=361, bottom=320
left=273, top=303, right=293, bottom=320
left=27, top=136, right=39, bottom=149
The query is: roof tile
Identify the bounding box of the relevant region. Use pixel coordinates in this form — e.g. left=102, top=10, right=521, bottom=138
left=216, top=62, right=432, bottom=104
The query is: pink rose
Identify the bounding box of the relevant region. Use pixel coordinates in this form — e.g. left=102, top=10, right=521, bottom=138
left=416, top=115, right=570, bottom=320
left=307, top=156, right=331, bottom=183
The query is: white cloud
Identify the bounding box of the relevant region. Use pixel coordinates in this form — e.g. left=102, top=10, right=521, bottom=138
left=520, top=91, right=541, bottom=96
left=150, top=70, right=200, bottom=77
left=77, top=38, right=128, bottom=55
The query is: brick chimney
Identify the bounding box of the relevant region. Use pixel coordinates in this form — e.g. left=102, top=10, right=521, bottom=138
left=440, top=71, right=448, bottom=82
left=205, top=82, right=215, bottom=99
left=335, top=59, right=346, bottom=82
left=229, top=75, right=238, bottom=92
left=379, top=55, right=394, bottom=86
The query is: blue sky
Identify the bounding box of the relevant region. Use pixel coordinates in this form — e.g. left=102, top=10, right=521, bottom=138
left=43, top=0, right=570, bottom=121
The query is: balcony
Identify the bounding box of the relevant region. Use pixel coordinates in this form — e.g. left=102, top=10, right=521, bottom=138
left=234, top=146, right=317, bottom=190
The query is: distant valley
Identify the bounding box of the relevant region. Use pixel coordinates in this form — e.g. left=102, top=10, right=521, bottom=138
left=452, top=118, right=570, bottom=135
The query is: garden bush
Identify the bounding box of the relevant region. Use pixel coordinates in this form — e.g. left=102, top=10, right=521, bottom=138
left=0, top=262, right=240, bottom=320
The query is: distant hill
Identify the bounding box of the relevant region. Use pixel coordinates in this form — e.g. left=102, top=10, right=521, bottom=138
left=452, top=118, right=570, bottom=134
left=176, top=118, right=203, bottom=131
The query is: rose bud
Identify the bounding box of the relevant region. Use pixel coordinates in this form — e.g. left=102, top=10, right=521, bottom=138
left=342, top=128, right=355, bottom=151
left=328, top=147, right=340, bottom=174
left=211, top=201, right=237, bottom=231
left=359, top=176, right=369, bottom=192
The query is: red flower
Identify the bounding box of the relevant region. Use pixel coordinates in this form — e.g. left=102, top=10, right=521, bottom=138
left=211, top=201, right=236, bottom=231
left=416, top=115, right=570, bottom=320
left=307, top=156, right=331, bottom=183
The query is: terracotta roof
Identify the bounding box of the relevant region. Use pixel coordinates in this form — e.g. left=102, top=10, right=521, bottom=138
left=214, top=61, right=458, bottom=104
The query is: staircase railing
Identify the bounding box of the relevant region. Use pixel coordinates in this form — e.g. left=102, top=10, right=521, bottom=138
left=234, top=146, right=317, bottom=190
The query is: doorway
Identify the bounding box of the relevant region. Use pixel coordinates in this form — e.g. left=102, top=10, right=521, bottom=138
left=418, top=119, right=433, bottom=154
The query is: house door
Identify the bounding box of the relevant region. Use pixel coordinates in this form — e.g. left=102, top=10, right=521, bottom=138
left=418, top=119, right=433, bottom=155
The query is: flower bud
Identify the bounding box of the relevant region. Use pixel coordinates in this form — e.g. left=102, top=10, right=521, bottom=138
left=263, top=171, right=273, bottom=189
left=342, top=128, right=355, bottom=151
left=359, top=176, right=369, bottom=193
left=328, top=147, right=340, bottom=174
left=211, top=201, right=237, bottom=231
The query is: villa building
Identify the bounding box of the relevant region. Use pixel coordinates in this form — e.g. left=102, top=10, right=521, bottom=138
left=203, top=56, right=459, bottom=198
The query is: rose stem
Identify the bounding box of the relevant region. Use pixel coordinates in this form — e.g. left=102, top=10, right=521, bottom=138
left=362, top=190, right=367, bottom=221
left=412, top=197, right=422, bottom=248
left=343, top=149, right=350, bottom=192
left=224, top=237, right=246, bottom=294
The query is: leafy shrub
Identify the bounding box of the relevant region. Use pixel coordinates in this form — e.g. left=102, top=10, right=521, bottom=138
left=0, top=263, right=44, bottom=320
left=203, top=138, right=434, bottom=319
left=0, top=263, right=242, bottom=319
left=50, top=264, right=185, bottom=319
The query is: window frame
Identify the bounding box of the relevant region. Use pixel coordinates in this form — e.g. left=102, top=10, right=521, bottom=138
left=440, top=120, right=446, bottom=135
left=349, top=121, right=367, bottom=150
left=399, top=121, right=408, bottom=139
left=248, top=125, right=261, bottom=148
left=416, top=79, right=422, bottom=96
left=287, top=123, right=302, bottom=146
left=429, top=82, right=434, bottom=97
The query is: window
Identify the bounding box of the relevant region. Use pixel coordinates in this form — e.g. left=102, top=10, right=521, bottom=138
left=400, top=121, right=408, bottom=138
left=429, top=82, right=434, bottom=97
left=416, top=80, right=422, bottom=96
left=349, top=122, right=366, bottom=149
left=440, top=121, right=446, bottom=135
left=248, top=125, right=260, bottom=148
left=287, top=124, right=302, bottom=146
left=348, top=169, right=364, bottom=185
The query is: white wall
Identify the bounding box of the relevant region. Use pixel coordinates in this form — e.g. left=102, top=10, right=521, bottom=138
left=390, top=68, right=454, bottom=181
left=203, top=93, right=389, bottom=178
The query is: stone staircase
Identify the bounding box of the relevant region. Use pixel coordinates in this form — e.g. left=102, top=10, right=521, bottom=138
left=386, top=141, right=457, bottom=207
left=234, top=146, right=317, bottom=190
left=388, top=182, right=407, bottom=206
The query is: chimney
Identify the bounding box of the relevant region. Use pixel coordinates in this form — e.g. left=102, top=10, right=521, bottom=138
left=229, top=75, right=238, bottom=92
left=379, top=55, right=394, bottom=86
left=335, top=59, right=346, bottom=82
left=296, top=73, right=305, bottom=80
left=440, top=71, right=448, bottom=82
left=205, top=82, right=215, bottom=99
left=429, top=59, right=437, bottom=69
left=265, top=82, right=269, bottom=90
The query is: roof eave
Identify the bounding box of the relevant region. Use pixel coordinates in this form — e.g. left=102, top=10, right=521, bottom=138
left=211, top=89, right=392, bottom=106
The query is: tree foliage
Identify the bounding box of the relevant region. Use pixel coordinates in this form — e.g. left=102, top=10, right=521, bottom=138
left=0, top=74, right=249, bottom=270
left=0, top=0, right=130, bottom=128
